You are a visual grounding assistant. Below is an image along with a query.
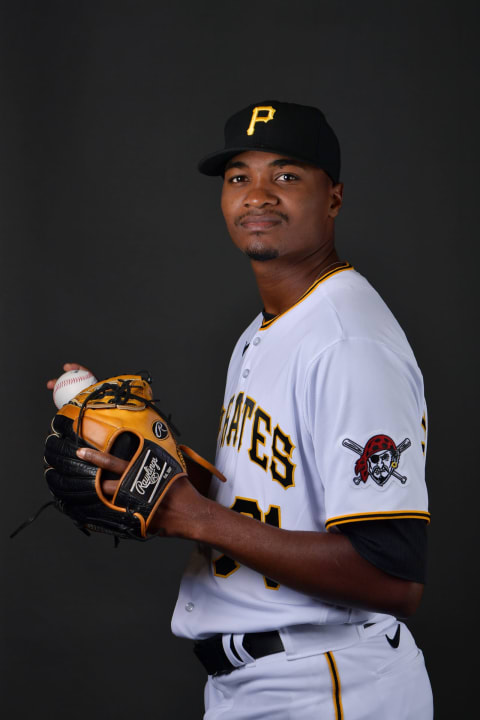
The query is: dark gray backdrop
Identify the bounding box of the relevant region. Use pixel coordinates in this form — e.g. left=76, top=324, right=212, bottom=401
left=1, top=1, right=478, bottom=717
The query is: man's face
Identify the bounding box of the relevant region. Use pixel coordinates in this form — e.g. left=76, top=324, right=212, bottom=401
left=220, top=151, right=343, bottom=263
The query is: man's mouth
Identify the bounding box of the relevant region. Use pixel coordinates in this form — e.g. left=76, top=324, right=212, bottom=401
left=236, top=212, right=287, bottom=231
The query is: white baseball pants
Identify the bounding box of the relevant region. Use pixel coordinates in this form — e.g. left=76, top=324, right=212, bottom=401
left=203, top=621, right=433, bottom=719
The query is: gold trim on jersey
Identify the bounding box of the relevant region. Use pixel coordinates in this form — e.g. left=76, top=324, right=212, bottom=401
left=421, top=411, right=427, bottom=455
left=325, top=510, right=430, bottom=530
left=325, top=651, right=344, bottom=720
left=259, top=262, right=353, bottom=330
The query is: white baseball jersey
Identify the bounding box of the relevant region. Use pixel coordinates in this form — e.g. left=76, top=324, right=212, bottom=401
left=172, top=263, right=429, bottom=640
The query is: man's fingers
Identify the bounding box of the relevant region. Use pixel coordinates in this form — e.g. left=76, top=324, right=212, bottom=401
left=102, top=480, right=120, bottom=496
left=63, top=362, right=88, bottom=371
left=77, top=447, right=128, bottom=475
left=46, top=363, right=89, bottom=389
left=77, top=450, right=125, bottom=497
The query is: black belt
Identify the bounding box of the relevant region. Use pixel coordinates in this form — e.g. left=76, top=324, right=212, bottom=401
left=193, top=630, right=285, bottom=676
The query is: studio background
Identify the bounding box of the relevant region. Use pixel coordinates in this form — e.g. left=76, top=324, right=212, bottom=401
left=1, top=1, right=477, bottom=717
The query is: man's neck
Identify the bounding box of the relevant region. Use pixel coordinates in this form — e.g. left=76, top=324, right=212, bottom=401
left=252, top=249, right=342, bottom=317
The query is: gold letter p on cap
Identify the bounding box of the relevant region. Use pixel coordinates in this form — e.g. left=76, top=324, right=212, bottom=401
left=246, top=106, right=276, bottom=136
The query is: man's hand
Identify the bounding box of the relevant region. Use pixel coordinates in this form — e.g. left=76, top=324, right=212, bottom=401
left=46, top=362, right=90, bottom=390
left=76, top=446, right=207, bottom=539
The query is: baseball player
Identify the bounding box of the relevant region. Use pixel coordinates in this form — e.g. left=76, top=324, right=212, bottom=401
left=54, top=101, right=433, bottom=718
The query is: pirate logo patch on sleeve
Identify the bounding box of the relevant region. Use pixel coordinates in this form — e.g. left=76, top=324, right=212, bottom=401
left=342, top=435, right=411, bottom=486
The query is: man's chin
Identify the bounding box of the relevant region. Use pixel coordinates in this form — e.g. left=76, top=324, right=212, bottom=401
left=245, top=248, right=279, bottom=262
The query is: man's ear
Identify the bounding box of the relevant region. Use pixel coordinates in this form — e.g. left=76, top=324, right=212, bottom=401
left=328, top=182, right=344, bottom=218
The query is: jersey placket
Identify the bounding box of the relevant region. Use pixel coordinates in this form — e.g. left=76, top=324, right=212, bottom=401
left=220, top=329, right=264, bottom=486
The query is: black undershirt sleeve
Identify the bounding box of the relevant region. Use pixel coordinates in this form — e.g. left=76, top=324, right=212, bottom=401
left=338, top=518, right=428, bottom=583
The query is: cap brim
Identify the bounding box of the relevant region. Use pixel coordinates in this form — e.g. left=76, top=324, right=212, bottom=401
left=198, top=148, right=258, bottom=176
left=198, top=146, right=337, bottom=180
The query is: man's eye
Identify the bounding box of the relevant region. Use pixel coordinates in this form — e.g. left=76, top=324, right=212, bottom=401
left=228, top=175, right=248, bottom=183
left=277, top=173, right=298, bottom=182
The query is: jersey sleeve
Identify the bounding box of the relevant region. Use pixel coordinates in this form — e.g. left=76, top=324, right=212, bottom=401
left=304, top=338, right=430, bottom=530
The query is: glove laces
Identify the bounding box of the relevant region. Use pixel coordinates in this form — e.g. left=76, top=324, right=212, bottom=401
left=75, top=378, right=179, bottom=443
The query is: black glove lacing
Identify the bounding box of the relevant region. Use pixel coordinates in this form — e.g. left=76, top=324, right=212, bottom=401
left=9, top=501, right=57, bottom=538
left=74, top=378, right=179, bottom=443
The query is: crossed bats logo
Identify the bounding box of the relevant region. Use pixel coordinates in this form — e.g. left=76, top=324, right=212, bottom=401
left=342, top=434, right=411, bottom=486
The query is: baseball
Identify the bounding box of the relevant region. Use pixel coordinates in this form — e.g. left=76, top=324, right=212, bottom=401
left=53, top=369, right=98, bottom=409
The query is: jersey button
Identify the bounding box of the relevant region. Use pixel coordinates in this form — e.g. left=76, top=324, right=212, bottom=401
left=185, top=602, right=195, bottom=612
left=253, top=337, right=261, bottom=346
left=242, top=369, right=250, bottom=378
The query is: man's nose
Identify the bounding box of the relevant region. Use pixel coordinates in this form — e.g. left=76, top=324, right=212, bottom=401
left=244, top=184, right=279, bottom=207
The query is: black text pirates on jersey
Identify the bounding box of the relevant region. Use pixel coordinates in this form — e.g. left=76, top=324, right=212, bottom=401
left=218, top=392, right=296, bottom=489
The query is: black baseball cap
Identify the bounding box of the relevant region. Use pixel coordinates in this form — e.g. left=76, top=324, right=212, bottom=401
left=198, top=100, right=341, bottom=183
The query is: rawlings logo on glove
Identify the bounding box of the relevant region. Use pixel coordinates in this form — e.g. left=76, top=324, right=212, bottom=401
left=132, top=454, right=168, bottom=497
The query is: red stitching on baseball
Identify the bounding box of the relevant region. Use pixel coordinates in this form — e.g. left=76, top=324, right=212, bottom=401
left=54, top=373, right=94, bottom=393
